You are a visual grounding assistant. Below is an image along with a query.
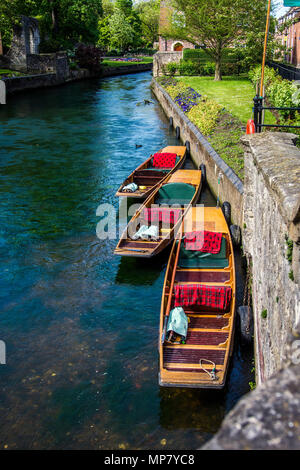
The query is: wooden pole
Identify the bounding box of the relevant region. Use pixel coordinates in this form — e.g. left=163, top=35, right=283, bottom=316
left=0, top=32, right=3, bottom=56
left=260, top=0, right=272, bottom=97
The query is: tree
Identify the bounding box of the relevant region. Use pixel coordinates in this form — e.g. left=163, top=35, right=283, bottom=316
left=0, top=0, right=103, bottom=53
left=115, top=0, right=133, bottom=16
left=161, top=0, right=275, bottom=80
left=135, top=0, right=160, bottom=46
left=0, top=0, right=38, bottom=51
left=108, top=9, right=135, bottom=52
left=105, top=0, right=142, bottom=52
left=39, top=0, right=103, bottom=47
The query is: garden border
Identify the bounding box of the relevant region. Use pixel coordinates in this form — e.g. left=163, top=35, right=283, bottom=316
left=150, top=78, right=244, bottom=226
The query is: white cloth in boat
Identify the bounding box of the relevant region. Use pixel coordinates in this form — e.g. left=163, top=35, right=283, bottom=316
left=132, top=224, right=159, bottom=240
left=167, top=307, right=188, bottom=340
left=122, top=182, right=138, bottom=192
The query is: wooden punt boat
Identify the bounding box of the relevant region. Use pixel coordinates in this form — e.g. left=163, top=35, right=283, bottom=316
left=115, top=146, right=186, bottom=199
left=114, top=169, right=202, bottom=258
left=159, top=206, right=236, bottom=389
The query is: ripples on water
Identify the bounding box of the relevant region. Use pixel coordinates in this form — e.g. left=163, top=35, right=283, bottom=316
left=0, top=72, right=253, bottom=449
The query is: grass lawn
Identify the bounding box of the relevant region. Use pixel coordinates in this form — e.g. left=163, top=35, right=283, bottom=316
left=102, top=57, right=153, bottom=67
left=0, top=69, right=26, bottom=78
left=176, top=75, right=276, bottom=125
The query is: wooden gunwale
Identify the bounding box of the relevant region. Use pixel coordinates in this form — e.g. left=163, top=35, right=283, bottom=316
left=115, top=146, right=186, bottom=198
left=114, top=170, right=202, bottom=258
left=158, top=206, right=236, bottom=389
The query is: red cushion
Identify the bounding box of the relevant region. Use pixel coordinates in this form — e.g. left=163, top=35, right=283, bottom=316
left=174, top=284, right=232, bottom=310
left=143, top=207, right=182, bottom=224
left=152, top=152, right=177, bottom=168
left=184, top=231, right=222, bottom=253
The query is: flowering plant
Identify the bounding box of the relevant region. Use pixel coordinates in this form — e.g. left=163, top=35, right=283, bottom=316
left=174, top=87, right=201, bottom=112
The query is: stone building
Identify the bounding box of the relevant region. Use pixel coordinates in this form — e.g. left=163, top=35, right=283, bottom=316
left=276, top=6, right=300, bottom=67
left=158, top=0, right=195, bottom=52
left=4, top=15, right=70, bottom=81
left=8, top=16, right=40, bottom=71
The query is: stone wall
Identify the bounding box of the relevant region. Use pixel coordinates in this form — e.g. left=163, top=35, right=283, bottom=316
left=153, top=52, right=182, bottom=77
left=2, top=63, right=152, bottom=98
left=201, top=132, right=300, bottom=451
left=100, top=63, right=152, bottom=78
left=151, top=78, right=244, bottom=226
left=241, top=132, right=300, bottom=384
left=3, top=73, right=59, bottom=94
left=26, top=52, right=70, bottom=80
left=203, top=358, right=300, bottom=450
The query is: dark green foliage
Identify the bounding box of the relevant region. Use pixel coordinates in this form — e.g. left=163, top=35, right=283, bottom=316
left=261, top=309, right=267, bottom=319
left=1, top=0, right=103, bottom=51
left=160, top=0, right=273, bottom=80
left=285, top=237, right=293, bottom=264
left=75, top=44, right=102, bottom=73
left=183, top=48, right=248, bottom=75
left=289, top=270, right=294, bottom=282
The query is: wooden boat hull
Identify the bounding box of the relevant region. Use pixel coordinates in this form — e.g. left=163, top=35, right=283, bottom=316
left=159, top=206, right=236, bottom=389
left=115, top=146, right=186, bottom=199
left=114, top=170, right=202, bottom=258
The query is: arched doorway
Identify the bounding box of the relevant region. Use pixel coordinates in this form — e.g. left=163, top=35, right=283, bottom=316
left=29, top=26, right=40, bottom=54
left=173, top=42, right=183, bottom=52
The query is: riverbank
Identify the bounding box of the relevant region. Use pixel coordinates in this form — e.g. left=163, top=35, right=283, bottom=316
left=1, top=62, right=153, bottom=99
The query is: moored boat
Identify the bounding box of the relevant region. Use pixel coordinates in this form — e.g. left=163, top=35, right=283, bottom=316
left=115, top=146, right=186, bottom=199
left=159, top=206, right=236, bottom=389
left=114, top=169, right=202, bottom=258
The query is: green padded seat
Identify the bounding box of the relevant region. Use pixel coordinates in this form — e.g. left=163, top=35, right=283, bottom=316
left=156, top=182, right=195, bottom=205
left=178, top=237, right=229, bottom=269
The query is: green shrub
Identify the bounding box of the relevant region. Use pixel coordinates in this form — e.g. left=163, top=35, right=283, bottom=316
left=183, top=48, right=238, bottom=64
left=186, top=98, right=222, bottom=135
left=165, top=62, right=178, bottom=76
left=178, top=60, right=199, bottom=76
left=108, top=49, right=121, bottom=56
left=183, top=48, right=212, bottom=62
left=248, top=64, right=300, bottom=120
left=165, top=82, right=190, bottom=100
left=157, top=76, right=178, bottom=87
left=203, top=62, right=215, bottom=76
left=69, top=61, right=79, bottom=71
left=222, top=62, right=239, bottom=75
left=75, top=44, right=102, bottom=73
left=183, top=48, right=245, bottom=75
left=268, top=80, right=300, bottom=119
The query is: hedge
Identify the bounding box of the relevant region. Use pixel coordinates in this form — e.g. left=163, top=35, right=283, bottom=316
left=183, top=48, right=241, bottom=64
left=182, top=48, right=247, bottom=75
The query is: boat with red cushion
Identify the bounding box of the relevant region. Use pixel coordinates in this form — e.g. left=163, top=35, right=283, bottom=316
left=114, top=169, right=202, bottom=258
left=115, top=146, right=186, bottom=199
left=159, top=206, right=236, bottom=389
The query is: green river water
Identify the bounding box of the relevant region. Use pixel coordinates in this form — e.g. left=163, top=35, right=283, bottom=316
left=0, top=71, right=253, bottom=450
